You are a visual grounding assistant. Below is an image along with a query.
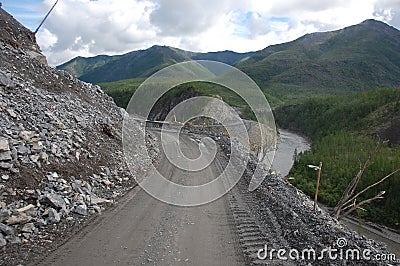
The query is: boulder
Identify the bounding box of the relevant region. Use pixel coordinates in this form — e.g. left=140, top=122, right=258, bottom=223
left=0, top=162, right=12, bottom=169
left=0, top=222, right=13, bottom=235
left=0, top=151, right=12, bottom=161
left=74, top=204, right=88, bottom=216
left=6, top=213, right=31, bottom=225
left=17, top=204, right=35, bottom=213
left=42, top=193, right=66, bottom=210
left=47, top=208, right=60, bottom=224
left=21, top=222, right=35, bottom=233
left=0, top=137, right=9, bottom=152
left=0, top=235, right=6, bottom=247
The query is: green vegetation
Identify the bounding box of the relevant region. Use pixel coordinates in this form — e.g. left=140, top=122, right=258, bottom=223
left=57, top=55, right=115, bottom=77
left=274, top=88, right=400, bottom=139
left=290, top=132, right=400, bottom=228
left=275, top=88, right=400, bottom=228
left=99, top=78, right=144, bottom=108
left=101, top=79, right=253, bottom=112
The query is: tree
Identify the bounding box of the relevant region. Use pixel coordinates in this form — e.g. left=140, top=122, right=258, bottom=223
left=332, top=141, right=400, bottom=220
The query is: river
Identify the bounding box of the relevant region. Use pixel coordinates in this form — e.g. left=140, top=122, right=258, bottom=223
left=270, top=129, right=311, bottom=177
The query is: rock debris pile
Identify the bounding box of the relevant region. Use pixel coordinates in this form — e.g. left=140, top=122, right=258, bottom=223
left=0, top=7, right=158, bottom=265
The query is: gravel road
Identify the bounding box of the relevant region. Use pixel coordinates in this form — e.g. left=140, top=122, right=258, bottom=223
left=35, top=129, right=397, bottom=266
left=37, top=131, right=247, bottom=266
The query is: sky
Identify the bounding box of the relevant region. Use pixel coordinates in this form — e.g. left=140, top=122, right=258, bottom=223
left=2, top=0, right=400, bottom=66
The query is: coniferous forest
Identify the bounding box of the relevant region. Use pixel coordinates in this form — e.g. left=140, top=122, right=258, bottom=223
left=274, top=88, right=400, bottom=228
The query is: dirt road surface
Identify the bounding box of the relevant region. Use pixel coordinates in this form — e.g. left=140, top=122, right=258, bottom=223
left=38, top=131, right=247, bottom=266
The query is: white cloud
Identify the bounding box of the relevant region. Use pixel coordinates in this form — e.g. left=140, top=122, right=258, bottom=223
left=33, top=0, right=400, bottom=66
left=37, top=0, right=157, bottom=65
left=374, top=0, right=400, bottom=27
left=36, top=28, right=57, bottom=50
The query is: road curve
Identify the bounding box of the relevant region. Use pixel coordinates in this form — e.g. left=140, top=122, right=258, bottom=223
left=37, top=131, right=246, bottom=266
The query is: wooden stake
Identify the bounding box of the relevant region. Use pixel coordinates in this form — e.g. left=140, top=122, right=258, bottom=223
left=314, top=162, right=322, bottom=212
left=34, top=0, right=59, bottom=35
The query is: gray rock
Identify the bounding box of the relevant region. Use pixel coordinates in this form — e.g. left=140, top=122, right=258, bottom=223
left=92, top=205, right=101, bottom=213
left=16, top=204, right=35, bottom=213
left=71, top=180, right=84, bottom=194
left=40, top=151, right=48, bottom=162
left=91, top=195, right=112, bottom=205
left=19, top=131, right=34, bottom=142
left=46, top=172, right=59, bottom=182
left=10, top=147, right=17, bottom=160
left=21, top=222, right=35, bottom=233
left=10, top=167, right=19, bottom=174
left=1, top=174, right=9, bottom=181
left=0, top=162, right=12, bottom=169
left=0, top=71, right=14, bottom=88
left=36, top=218, right=47, bottom=226
left=5, top=213, right=31, bottom=225
left=0, top=137, right=9, bottom=152
left=30, top=154, right=40, bottom=163
left=31, top=141, right=43, bottom=152
left=0, top=235, right=6, bottom=247
left=0, top=209, right=11, bottom=222
left=47, top=208, right=60, bottom=224
left=9, top=236, right=21, bottom=244
left=0, top=151, right=12, bottom=161
left=74, top=204, right=88, bottom=216
left=6, top=109, right=17, bottom=118
left=0, top=222, right=13, bottom=235
left=42, top=193, right=66, bottom=210
left=17, top=144, right=29, bottom=155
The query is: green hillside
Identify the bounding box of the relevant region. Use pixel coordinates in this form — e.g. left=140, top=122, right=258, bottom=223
left=238, top=19, right=400, bottom=103
left=79, top=46, right=191, bottom=83
left=57, top=45, right=254, bottom=84
left=57, top=55, right=116, bottom=77
left=100, top=79, right=251, bottom=111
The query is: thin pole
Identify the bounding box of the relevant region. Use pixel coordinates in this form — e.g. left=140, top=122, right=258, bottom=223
left=314, top=162, right=322, bottom=212
left=34, top=0, right=59, bottom=35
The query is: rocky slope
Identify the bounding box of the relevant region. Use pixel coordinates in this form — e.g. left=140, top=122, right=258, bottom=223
left=0, top=8, right=158, bottom=265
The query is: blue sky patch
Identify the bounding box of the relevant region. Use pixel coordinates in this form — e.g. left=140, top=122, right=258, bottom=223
left=2, top=0, right=45, bottom=31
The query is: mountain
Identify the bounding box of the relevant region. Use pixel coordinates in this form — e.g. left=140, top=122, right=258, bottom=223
left=238, top=19, right=400, bottom=102
left=58, top=19, right=400, bottom=105
left=57, top=46, right=254, bottom=83
left=57, top=55, right=115, bottom=77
